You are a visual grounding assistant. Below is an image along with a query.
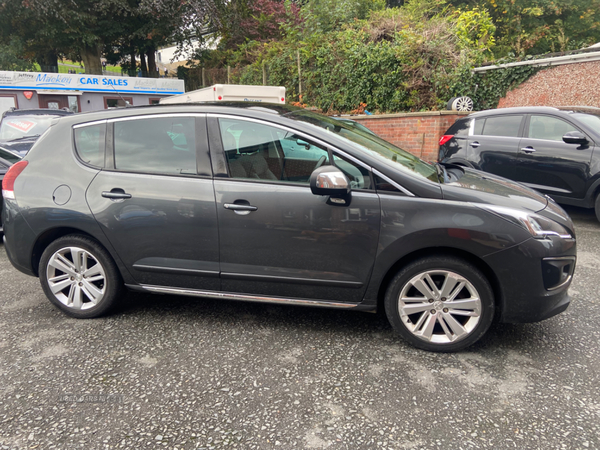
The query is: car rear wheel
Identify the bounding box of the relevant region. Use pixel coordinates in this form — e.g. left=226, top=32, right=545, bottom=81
left=384, top=256, right=494, bottom=352
left=595, top=193, right=600, bottom=223
left=39, top=235, right=123, bottom=318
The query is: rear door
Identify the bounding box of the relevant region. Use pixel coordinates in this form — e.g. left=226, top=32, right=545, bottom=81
left=468, top=114, right=524, bottom=179
left=516, top=114, right=594, bottom=200
left=85, top=114, right=220, bottom=291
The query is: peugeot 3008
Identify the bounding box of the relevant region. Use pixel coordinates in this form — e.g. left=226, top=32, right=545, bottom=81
left=2, top=103, right=576, bottom=352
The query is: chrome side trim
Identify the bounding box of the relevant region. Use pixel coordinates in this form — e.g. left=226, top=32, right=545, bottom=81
left=108, top=113, right=206, bottom=123
left=136, top=284, right=360, bottom=309
left=372, top=169, right=415, bottom=197
left=543, top=257, right=576, bottom=291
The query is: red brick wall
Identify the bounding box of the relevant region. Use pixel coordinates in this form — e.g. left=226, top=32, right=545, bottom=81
left=498, top=61, right=600, bottom=108
left=351, top=111, right=469, bottom=162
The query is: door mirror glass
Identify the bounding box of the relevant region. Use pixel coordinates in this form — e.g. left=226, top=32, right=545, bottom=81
left=562, top=131, right=588, bottom=145
left=310, top=166, right=350, bottom=196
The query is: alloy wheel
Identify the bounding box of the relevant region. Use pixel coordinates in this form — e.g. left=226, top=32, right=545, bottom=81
left=46, top=246, right=106, bottom=310
left=398, top=269, right=481, bottom=344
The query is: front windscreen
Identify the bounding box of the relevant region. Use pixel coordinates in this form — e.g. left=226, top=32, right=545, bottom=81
left=0, top=115, right=56, bottom=141
left=285, top=110, right=439, bottom=182
left=570, top=112, right=600, bottom=130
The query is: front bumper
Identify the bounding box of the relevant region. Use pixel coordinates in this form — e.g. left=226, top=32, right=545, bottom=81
left=483, top=235, right=576, bottom=324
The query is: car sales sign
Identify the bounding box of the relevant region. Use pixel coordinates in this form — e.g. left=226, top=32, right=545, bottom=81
left=0, top=71, right=184, bottom=95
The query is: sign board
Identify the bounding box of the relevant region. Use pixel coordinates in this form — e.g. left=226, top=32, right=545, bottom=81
left=0, top=71, right=185, bottom=95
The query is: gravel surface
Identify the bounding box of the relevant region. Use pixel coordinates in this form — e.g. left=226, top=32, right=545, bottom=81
left=1, top=206, right=599, bottom=450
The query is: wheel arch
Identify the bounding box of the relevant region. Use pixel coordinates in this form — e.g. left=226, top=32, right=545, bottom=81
left=30, top=227, right=131, bottom=282
left=375, top=247, right=503, bottom=321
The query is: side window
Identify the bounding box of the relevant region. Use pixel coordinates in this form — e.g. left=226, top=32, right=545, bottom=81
left=481, top=115, right=523, bottom=137
left=528, top=115, right=579, bottom=142
left=473, top=118, right=484, bottom=135
left=74, top=123, right=106, bottom=167
left=374, top=174, right=403, bottom=194
left=219, top=118, right=329, bottom=184
left=114, top=116, right=196, bottom=175
left=333, top=154, right=372, bottom=190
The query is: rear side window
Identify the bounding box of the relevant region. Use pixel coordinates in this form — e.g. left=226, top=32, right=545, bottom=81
left=481, top=115, right=523, bottom=137
left=446, top=119, right=471, bottom=137
left=114, top=117, right=197, bottom=175
left=74, top=124, right=106, bottom=167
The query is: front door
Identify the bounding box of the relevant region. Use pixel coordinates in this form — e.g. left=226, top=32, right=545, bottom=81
left=516, top=114, right=594, bottom=200
left=39, top=95, right=69, bottom=110
left=85, top=114, right=220, bottom=291
left=211, top=116, right=381, bottom=303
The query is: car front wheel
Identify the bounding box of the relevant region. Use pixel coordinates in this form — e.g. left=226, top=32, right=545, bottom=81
left=384, top=256, right=494, bottom=352
left=39, top=235, right=123, bottom=318
left=595, top=193, right=600, bottom=223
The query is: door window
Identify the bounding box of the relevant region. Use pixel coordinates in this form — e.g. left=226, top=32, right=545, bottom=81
left=332, top=153, right=372, bottom=190
left=114, top=116, right=196, bottom=175
left=219, top=118, right=329, bottom=183
left=481, top=115, right=523, bottom=137
left=74, top=124, right=105, bottom=167
left=528, top=115, right=579, bottom=141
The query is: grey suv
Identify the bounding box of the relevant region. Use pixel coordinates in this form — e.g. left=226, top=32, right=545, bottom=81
left=2, top=103, right=577, bottom=351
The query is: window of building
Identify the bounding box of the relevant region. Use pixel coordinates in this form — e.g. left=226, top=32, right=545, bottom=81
left=104, top=97, right=133, bottom=109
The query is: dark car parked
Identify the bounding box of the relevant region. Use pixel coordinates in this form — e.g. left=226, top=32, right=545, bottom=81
left=438, top=106, right=600, bottom=221
left=2, top=103, right=576, bottom=352
left=0, top=108, right=74, bottom=156
left=0, top=147, right=21, bottom=233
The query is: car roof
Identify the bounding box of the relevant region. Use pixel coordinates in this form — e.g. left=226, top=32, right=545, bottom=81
left=55, top=102, right=305, bottom=126
left=2, top=108, right=74, bottom=117
left=467, top=106, right=600, bottom=118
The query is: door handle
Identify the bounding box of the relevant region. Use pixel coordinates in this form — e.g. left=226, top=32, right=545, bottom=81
left=521, top=146, right=536, bottom=154
left=102, top=189, right=132, bottom=200
left=224, top=203, right=258, bottom=212
left=470, top=141, right=480, bottom=148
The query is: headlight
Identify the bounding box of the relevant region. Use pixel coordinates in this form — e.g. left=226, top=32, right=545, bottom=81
left=477, top=205, right=572, bottom=239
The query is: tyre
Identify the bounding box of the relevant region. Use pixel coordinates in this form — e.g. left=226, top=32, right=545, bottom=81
left=39, top=234, right=123, bottom=318
left=384, top=256, right=494, bottom=352
left=446, top=97, right=458, bottom=110
left=595, top=193, right=600, bottom=223
left=451, top=96, right=474, bottom=112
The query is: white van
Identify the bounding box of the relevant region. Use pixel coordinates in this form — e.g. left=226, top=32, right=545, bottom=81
left=159, top=84, right=286, bottom=104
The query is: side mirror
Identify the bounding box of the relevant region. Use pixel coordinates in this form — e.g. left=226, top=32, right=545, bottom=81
left=296, top=139, right=311, bottom=149
left=310, top=166, right=350, bottom=197
left=563, top=131, right=588, bottom=145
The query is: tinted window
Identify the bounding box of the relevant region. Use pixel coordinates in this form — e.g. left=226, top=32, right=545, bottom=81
left=528, top=115, right=578, bottom=141
left=219, top=118, right=329, bottom=184
left=374, top=174, right=401, bottom=193
left=74, top=124, right=105, bottom=167
left=473, top=118, right=484, bottom=135
left=448, top=119, right=471, bottom=137
left=0, top=114, right=57, bottom=140
left=114, top=117, right=196, bottom=175
left=0, top=147, right=21, bottom=164
left=481, top=115, right=523, bottom=137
